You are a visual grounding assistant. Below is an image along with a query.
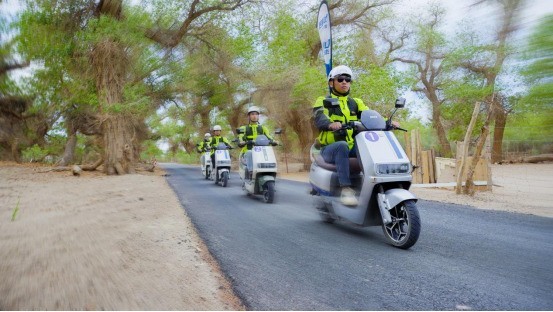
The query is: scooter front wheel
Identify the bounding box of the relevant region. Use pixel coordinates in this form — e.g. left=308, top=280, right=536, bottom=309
left=262, top=181, right=275, bottom=203
left=316, top=201, right=335, bottom=224
left=221, top=171, right=229, bottom=187
left=382, top=199, right=420, bottom=249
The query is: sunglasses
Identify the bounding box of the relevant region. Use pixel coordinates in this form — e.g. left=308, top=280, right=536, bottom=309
left=335, top=76, right=351, bottom=83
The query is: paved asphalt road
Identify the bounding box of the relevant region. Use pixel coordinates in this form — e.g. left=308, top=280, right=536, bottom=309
left=162, top=163, right=553, bottom=310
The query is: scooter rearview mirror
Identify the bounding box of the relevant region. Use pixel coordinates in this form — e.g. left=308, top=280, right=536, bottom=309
left=274, top=128, right=282, bottom=135
left=395, top=98, right=406, bottom=108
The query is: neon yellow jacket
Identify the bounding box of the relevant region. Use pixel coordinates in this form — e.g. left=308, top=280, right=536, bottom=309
left=237, top=123, right=274, bottom=153
left=312, top=94, right=369, bottom=150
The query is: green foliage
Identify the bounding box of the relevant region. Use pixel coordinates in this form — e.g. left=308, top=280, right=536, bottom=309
left=140, top=140, right=164, bottom=160
left=7, top=0, right=549, bottom=166
left=168, top=149, right=197, bottom=164
left=521, top=14, right=553, bottom=108
left=21, top=144, right=49, bottom=162
left=397, top=117, right=438, bottom=150
left=354, top=65, right=403, bottom=112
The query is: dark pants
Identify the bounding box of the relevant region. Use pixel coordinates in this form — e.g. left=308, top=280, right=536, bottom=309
left=320, top=141, right=356, bottom=187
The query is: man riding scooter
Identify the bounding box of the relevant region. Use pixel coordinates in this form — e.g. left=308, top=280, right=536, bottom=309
left=197, top=132, right=212, bottom=178
left=209, top=125, right=233, bottom=167
left=312, top=65, right=399, bottom=206
left=237, top=106, right=278, bottom=180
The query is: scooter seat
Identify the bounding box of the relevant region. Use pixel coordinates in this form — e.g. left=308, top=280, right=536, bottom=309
left=315, top=154, right=361, bottom=173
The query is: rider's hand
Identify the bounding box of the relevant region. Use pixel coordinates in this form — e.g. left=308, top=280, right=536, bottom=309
left=328, top=122, right=342, bottom=131
left=271, top=140, right=279, bottom=146
left=238, top=141, right=245, bottom=147
left=391, top=121, right=400, bottom=128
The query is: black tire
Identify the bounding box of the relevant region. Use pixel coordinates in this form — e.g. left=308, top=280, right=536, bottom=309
left=382, top=199, right=420, bottom=249
left=221, top=171, right=228, bottom=187
left=313, top=198, right=335, bottom=223
left=262, top=181, right=275, bottom=203
left=214, top=170, right=219, bottom=184
left=205, top=167, right=210, bottom=180
left=319, top=207, right=335, bottom=224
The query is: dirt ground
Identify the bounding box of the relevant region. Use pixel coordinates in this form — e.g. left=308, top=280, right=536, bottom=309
left=0, top=162, right=551, bottom=310
left=0, top=162, right=244, bottom=310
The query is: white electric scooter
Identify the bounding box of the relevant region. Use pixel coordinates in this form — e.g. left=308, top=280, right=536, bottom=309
left=237, top=130, right=281, bottom=203
left=210, top=142, right=232, bottom=187
left=309, top=98, right=421, bottom=249
left=200, top=147, right=212, bottom=180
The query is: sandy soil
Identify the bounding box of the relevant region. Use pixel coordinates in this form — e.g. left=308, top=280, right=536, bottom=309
left=0, top=162, right=244, bottom=310
left=0, top=162, right=551, bottom=310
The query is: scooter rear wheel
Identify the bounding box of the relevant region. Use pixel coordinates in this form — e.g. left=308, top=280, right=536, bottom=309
left=313, top=198, right=335, bottom=223
left=262, top=181, right=275, bottom=203
left=382, top=199, right=420, bottom=249
left=221, top=171, right=229, bottom=187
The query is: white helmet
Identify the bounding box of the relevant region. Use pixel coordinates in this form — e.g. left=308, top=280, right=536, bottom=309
left=213, top=125, right=222, bottom=131
left=204, top=133, right=211, bottom=138
left=247, top=106, right=260, bottom=115
left=328, top=65, right=354, bottom=81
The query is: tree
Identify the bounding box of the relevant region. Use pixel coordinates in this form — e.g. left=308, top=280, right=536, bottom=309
left=16, top=0, right=256, bottom=174
left=250, top=1, right=400, bottom=169
left=521, top=14, right=553, bottom=109
left=0, top=2, right=35, bottom=162
left=456, top=0, right=523, bottom=194
left=392, top=4, right=454, bottom=157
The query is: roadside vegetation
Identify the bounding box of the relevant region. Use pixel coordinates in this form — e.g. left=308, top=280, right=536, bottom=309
left=1, top=0, right=551, bottom=173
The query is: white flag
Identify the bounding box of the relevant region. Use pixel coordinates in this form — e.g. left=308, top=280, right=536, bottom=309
left=317, top=0, right=332, bottom=77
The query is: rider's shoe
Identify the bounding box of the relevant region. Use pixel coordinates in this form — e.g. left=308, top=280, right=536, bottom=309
left=340, top=187, right=358, bottom=206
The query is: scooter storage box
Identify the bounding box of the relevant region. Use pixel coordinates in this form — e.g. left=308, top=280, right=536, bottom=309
left=309, top=164, right=340, bottom=194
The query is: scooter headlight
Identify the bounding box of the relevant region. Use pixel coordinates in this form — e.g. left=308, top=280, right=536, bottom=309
left=258, top=163, right=276, bottom=168
left=375, top=163, right=411, bottom=175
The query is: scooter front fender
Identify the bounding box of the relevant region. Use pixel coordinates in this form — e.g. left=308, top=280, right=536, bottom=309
left=257, top=174, right=275, bottom=186
left=384, top=188, right=418, bottom=208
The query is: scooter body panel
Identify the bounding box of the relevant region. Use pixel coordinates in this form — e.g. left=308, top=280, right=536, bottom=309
left=212, top=146, right=232, bottom=185
left=239, top=137, right=278, bottom=198
left=201, top=151, right=212, bottom=177
left=310, top=129, right=414, bottom=226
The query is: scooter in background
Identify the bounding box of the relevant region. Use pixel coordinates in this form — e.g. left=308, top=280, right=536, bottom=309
left=237, top=130, right=281, bottom=203
left=200, top=148, right=212, bottom=180
left=210, top=143, right=232, bottom=187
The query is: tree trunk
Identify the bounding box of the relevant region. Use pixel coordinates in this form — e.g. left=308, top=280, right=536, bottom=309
left=286, top=108, right=313, bottom=171
left=492, top=104, right=507, bottom=163
left=456, top=102, right=481, bottom=194
left=432, top=106, right=452, bottom=157
left=464, top=106, right=494, bottom=196
left=103, top=115, right=135, bottom=174
left=91, top=39, right=133, bottom=175
left=58, top=133, right=77, bottom=166
left=522, top=154, right=553, bottom=163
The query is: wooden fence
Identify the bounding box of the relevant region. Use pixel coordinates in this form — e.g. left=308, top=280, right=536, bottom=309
left=402, top=129, right=492, bottom=190
left=403, top=129, right=436, bottom=184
